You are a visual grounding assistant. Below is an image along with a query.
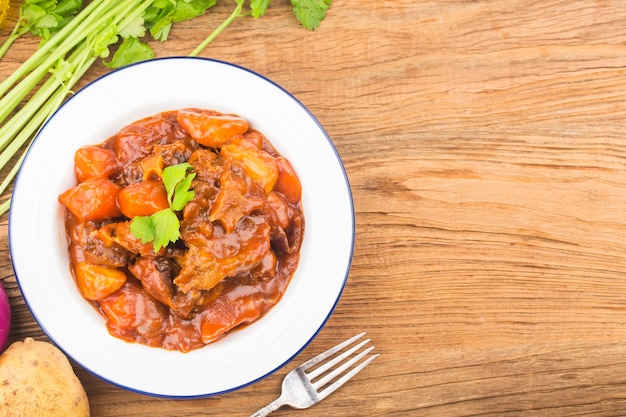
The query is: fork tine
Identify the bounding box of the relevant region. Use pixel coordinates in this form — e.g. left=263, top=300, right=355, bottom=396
left=307, top=339, right=370, bottom=381
left=316, top=352, right=379, bottom=401
left=312, top=345, right=375, bottom=389
left=299, top=332, right=366, bottom=370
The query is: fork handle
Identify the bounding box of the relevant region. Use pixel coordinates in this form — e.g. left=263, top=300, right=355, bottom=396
left=248, top=398, right=285, bottom=417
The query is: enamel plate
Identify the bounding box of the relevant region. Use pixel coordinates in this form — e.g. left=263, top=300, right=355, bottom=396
left=9, top=57, right=354, bottom=398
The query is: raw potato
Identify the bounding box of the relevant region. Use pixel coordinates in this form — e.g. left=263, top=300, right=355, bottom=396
left=0, top=338, right=90, bottom=416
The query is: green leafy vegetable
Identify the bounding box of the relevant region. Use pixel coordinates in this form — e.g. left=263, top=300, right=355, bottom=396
left=129, top=163, right=196, bottom=252
left=104, top=36, right=154, bottom=68
left=168, top=165, right=196, bottom=211
left=173, top=0, right=217, bottom=22
left=290, top=0, right=331, bottom=30
left=162, top=162, right=193, bottom=202
left=151, top=209, right=182, bottom=251
left=0, top=0, right=83, bottom=59
left=129, top=215, right=156, bottom=243
left=250, top=0, right=270, bottom=19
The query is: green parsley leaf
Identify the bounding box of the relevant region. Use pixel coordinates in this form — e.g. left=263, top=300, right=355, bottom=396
left=144, top=0, right=176, bottom=41
left=151, top=208, right=181, bottom=252
left=290, top=0, right=331, bottom=30
left=89, top=21, right=121, bottom=59
left=172, top=171, right=196, bottom=211
left=129, top=215, right=156, bottom=244
left=19, top=0, right=83, bottom=42
left=162, top=162, right=194, bottom=204
left=129, top=162, right=195, bottom=251
left=104, top=36, right=155, bottom=69
left=250, top=0, right=271, bottom=19
left=119, top=15, right=147, bottom=38
left=173, top=0, right=217, bottom=22
left=49, top=58, right=72, bottom=84
left=145, top=0, right=218, bottom=43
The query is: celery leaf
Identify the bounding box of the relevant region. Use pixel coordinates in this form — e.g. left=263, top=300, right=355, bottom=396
left=151, top=209, right=181, bottom=251
left=129, top=163, right=195, bottom=251
left=173, top=0, right=217, bottom=22
left=291, top=0, right=331, bottom=30
left=104, top=36, right=154, bottom=68
left=250, top=0, right=271, bottom=19
left=130, top=215, right=156, bottom=244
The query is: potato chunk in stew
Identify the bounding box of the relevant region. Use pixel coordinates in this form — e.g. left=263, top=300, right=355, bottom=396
left=59, top=109, right=304, bottom=352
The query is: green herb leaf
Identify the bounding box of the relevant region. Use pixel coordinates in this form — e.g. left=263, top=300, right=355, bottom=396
left=250, top=0, right=271, bottom=19
left=173, top=0, right=217, bottom=22
left=172, top=171, right=196, bottom=211
left=130, top=208, right=181, bottom=252
left=119, top=15, right=146, bottom=38
left=49, top=58, right=72, bottom=84
left=144, top=0, right=176, bottom=41
left=290, top=0, right=330, bottom=30
left=129, top=163, right=195, bottom=251
left=88, top=21, right=119, bottom=59
left=18, top=0, right=84, bottom=42
left=104, top=36, right=154, bottom=68
left=129, top=215, right=156, bottom=244
left=151, top=208, right=181, bottom=251
left=162, top=162, right=194, bottom=204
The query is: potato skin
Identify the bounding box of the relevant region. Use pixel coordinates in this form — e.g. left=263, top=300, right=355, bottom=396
left=0, top=338, right=90, bottom=416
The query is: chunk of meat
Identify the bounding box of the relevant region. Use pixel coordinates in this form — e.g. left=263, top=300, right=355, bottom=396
left=152, top=140, right=194, bottom=167
left=198, top=253, right=296, bottom=344
left=97, top=221, right=155, bottom=257
left=174, top=216, right=271, bottom=293
left=65, top=216, right=132, bottom=267
left=112, top=114, right=183, bottom=165
left=267, top=191, right=305, bottom=254
left=209, top=164, right=265, bottom=233
left=128, top=257, right=176, bottom=308
left=187, top=148, right=225, bottom=183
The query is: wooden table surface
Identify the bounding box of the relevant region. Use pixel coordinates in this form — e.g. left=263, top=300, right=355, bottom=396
left=4, top=0, right=626, bottom=415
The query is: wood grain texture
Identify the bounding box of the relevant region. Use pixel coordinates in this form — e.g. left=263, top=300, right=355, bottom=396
left=4, top=0, right=626, bottom=415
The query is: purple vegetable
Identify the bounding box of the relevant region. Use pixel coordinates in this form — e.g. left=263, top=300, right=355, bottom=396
left=0, top=281, right=10, bottom=351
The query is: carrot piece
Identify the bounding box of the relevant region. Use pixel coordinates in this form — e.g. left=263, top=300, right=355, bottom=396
left=274, top=156, right=302, bottom=204
left=58, top=178, right=122, bottom=222
left=74, top=146, right=118, bottom=182
left=74, top=262, right=127, bottom=300
left=118, top=180, right=169, bottom=218
left=177, top=110, right=249, bottom=148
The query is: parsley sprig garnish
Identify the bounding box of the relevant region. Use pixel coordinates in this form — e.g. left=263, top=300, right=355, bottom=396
left=130, top=162, right=196, bottom=252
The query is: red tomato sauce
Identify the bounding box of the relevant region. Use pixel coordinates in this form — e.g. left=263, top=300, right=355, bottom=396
left=58, top=109, right=304, bottom=352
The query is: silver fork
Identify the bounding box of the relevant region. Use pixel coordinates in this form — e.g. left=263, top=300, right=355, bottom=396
left=249, top=332, right=379, bottom=417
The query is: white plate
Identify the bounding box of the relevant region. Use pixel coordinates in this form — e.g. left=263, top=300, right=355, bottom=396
left=9, top=57, right=354, bottom=398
